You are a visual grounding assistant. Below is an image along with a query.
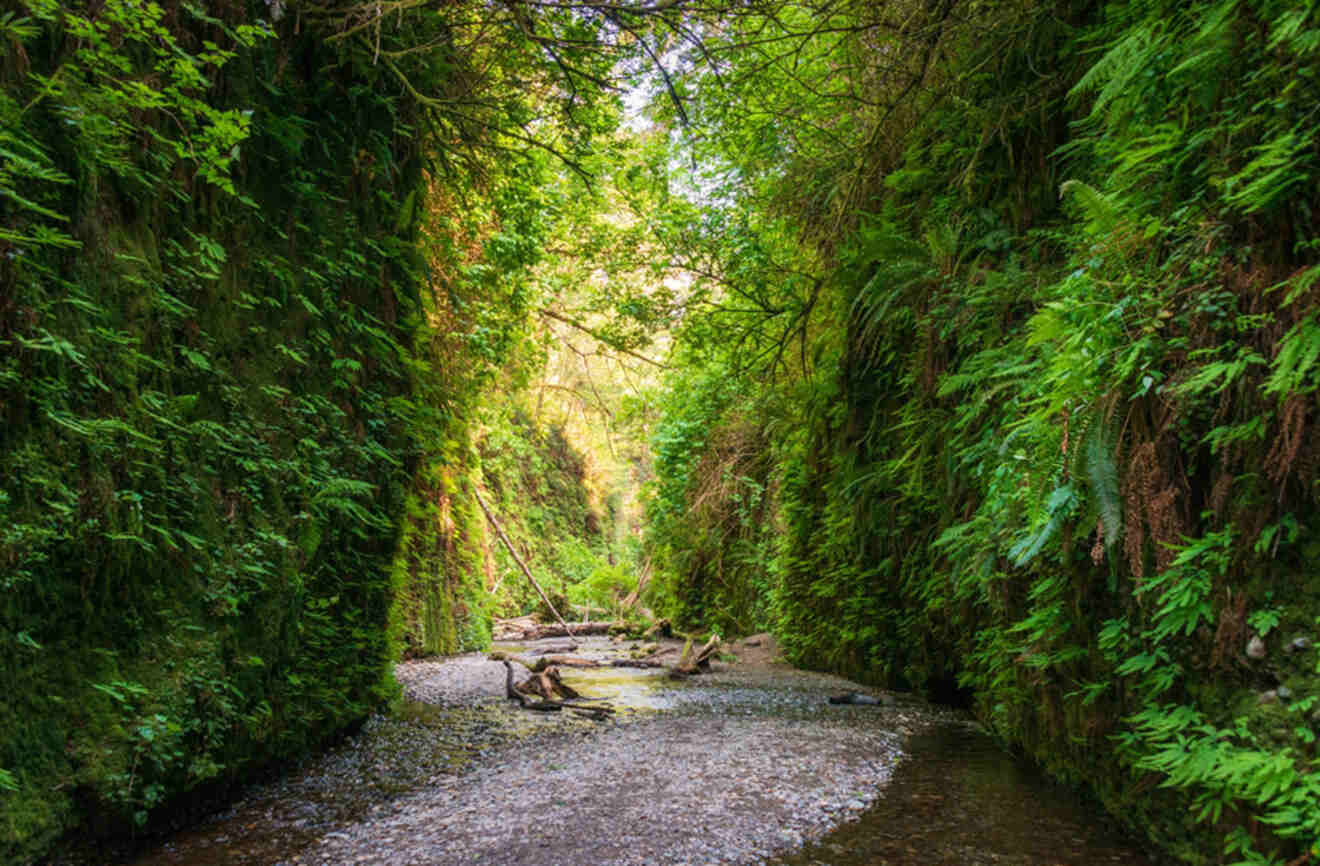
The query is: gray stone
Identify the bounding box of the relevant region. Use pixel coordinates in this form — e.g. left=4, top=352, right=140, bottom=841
left=1277, top=685, right=1293, bottom=700
left=1247, top=635, right=1267, bottom=659
left=1288, top=636, right=1313, bottom=654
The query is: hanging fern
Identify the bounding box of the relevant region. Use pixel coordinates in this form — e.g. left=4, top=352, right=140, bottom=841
left=1069, top=21, right=1166, bottom=122
left=1265, top=312, right=1320, bottom=397
left=1009, top=483, right=1077, bottom=567
left=1084, top=412, right=1122, bottom=552
left=1059, top=179, right=1122, bottom=236
left=846, top=220, right=934, bottom=367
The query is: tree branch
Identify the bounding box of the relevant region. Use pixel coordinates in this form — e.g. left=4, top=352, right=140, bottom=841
left=538, top=308, right=669, bottom=368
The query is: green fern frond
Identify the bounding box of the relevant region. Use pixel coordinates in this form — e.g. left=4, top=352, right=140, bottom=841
left=1009, top=484, right=1077, bottom=567
left=1223, top=130, right=1310, bottom=213
left=1059, top=180, right=1121, bottom=235
left=1084, top=414, right=1122, bottom=551
left=1265, top=313, right=1320, bottom=397
left=1070, top=23, right=1164, bottom=120
left=1270, top=263, right=1320, bottom=308
left=847, top=224, right=934, bottom=367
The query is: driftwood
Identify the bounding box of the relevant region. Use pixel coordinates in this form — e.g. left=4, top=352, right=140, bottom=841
left=521, top=666, right=583, bottom=701
left=542, top=654, right=599, bottom=667
left=496, top=630, right=725, bottom=700
left=501, top=660, right=614, bottom=718
left=492, top=651, right=666, bottom=672
left=495, top=620, right=616, bottom=641
left=494, top=649, right=675, bottom=675
left=672, top=634, right=721, bottom=677
left=490, top=651, right=559, bottom=672
left=503, top=659, right=561, bottom=712
left=529, top=642, right=579, bottom=655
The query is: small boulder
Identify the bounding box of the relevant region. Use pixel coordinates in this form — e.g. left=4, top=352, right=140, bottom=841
left=1247, top=635, right=1267, bottom=659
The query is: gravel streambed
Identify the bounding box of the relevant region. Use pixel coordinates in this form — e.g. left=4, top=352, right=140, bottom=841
left=121, top=635, right=942, bottom=866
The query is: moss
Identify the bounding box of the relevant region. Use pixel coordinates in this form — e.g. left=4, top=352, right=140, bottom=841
left=0, top=5, right=443, bottom=860
left=474, top=409, right=616, bottom=618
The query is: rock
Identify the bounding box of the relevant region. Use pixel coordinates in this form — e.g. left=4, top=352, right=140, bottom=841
left=1277, top=685, right=1293, bottom=700
left=1247, top=635, right=1267, bottom=659
left=1287, top=636, right=1313, bottom=654
left=1258, top=689, right=1278, bottom=704
left=828, top=692, right=895, bottom=707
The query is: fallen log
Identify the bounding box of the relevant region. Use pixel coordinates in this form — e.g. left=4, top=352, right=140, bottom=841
left=529, top=642, right=579, bottom=655
left=490, top=652, right=601, bottom=671
left=503, top=660, right=561, bottom=712
left=542, top=654, right=601, bottom=668
left=521, top=666, right=583, bottom=701
left=497, top=651, right=669, bottom=670
left=498, top=621, right=617, bottom=641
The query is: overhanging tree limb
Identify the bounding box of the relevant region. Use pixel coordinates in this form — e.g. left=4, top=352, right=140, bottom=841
left=538, top=308, right=669, bottom=368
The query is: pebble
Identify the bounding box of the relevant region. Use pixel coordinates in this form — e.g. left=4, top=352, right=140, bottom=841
left=113, top=636, right=948, bottom=866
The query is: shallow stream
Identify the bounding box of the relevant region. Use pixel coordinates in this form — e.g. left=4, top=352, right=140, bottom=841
left=75, top=639, right=1159, bottom=866
left=771, top=720, right=1158, bottom=866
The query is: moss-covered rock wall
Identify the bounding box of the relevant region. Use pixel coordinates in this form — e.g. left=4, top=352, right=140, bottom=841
left=477, top=408, right=616, bottom=617
left=0, top=2, right=484, bottom=859
left=646, top=0, right=1320, bottom=861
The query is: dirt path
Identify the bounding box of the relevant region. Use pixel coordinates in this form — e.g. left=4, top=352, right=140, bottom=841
left=116, top=634, right=947, bottom=866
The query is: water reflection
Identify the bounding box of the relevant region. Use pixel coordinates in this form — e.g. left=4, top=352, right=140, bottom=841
left=770, top=720, right=1161, bottom=866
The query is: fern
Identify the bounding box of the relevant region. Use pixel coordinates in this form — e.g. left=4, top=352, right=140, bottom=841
left=1070, top=23, right=1165, bottom=122
left=1272, top=263, right=1320, bottom=308
left=1264, top=313, right=1320, bottom=397
left=1059, top=179, right=1122, bottom=235
left=1224, top=130, right=1312, bottom=213
left=1176, top=345, right=1267, bottom=397
left=1084, top=415, right=1122, bottom=551
left=1009, top=483, right=1077, bottom=566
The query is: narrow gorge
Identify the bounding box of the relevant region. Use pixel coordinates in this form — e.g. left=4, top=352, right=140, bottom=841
left=4, top=1, right=1320, bottom=864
